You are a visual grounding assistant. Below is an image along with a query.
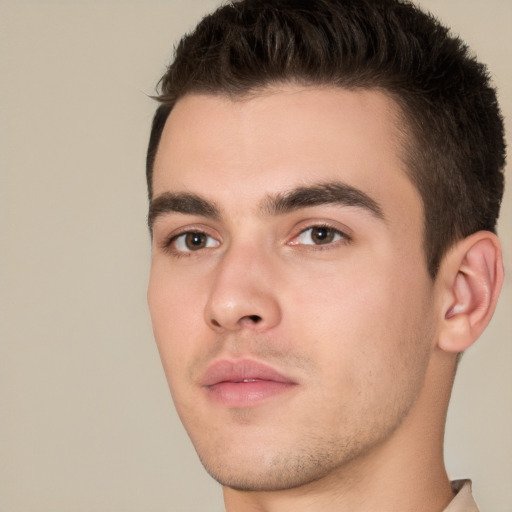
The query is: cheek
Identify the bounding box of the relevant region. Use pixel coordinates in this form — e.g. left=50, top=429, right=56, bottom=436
left=283, top=249, right=434, bottom=380
left=358, top=273, right=434, bottom=401
left=148, top=258, right=209, bottom=325
left=147, top=264, right=208, bottom=378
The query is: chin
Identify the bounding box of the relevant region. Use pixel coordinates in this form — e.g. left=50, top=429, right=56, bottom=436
left=200, top=457, right=328, bottom=492
left=193, top=436, right=358, bottom=493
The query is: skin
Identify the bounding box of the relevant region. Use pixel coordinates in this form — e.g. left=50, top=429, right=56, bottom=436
left=147, top=86, right=459, bottom=511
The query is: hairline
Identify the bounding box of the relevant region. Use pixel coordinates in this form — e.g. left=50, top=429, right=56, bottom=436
left=149, top=81, right=418, bottom=196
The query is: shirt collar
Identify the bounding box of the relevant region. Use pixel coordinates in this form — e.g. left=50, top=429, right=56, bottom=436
left=444, top=480, right=479, bottom=512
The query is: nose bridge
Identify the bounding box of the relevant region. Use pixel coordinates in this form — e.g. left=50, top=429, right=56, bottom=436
left=204, top=239, right=281, bottom=332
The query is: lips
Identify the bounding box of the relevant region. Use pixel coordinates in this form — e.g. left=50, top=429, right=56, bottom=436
left=200, top=359, right=297, bottom=407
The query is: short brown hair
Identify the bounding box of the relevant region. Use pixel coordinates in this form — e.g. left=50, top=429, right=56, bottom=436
left=147, top=0, right=506, bottom=278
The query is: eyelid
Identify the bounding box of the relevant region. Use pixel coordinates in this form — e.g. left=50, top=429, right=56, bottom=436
left=158, top=224, right=221, bottom=253
left=288, top=221, right=352, bottom=246
left=174, top=232, right=219, bottom=252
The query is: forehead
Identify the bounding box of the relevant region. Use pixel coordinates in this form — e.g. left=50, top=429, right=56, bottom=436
left=152, top=85, right=420, bottom=222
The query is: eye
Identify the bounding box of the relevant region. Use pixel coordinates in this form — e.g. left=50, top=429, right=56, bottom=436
left=292, top=225, right=346, bottom=246
left=172, top=231, right=219, bottom=252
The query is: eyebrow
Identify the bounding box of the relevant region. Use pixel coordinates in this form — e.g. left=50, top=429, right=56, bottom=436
left=261, top=182, right=384, bottom=219
left=148, top=181, right=384, bottom=232
left=148, top=192, right=221, bottom=231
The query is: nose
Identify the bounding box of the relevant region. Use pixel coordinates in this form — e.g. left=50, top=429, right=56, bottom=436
left=204, top=244, right=282, bottom=332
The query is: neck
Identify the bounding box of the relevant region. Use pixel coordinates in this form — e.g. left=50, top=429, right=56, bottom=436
left=223, top=351, right=457, bottom=512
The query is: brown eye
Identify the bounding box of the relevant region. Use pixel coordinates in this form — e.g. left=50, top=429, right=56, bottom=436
left=293, top=225, right=345, bottom=246
left=310, top=227, right=336, bottom=244
left=172, top=231, right=219, bottom=252
left=185, top=232, right=207, bottom=250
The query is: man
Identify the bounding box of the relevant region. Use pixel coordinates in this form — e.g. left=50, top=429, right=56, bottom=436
left=145, top=0, right=506, bottom=510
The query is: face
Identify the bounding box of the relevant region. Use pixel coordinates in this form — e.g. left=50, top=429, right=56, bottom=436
left=148, top=86, right=438, bottom=492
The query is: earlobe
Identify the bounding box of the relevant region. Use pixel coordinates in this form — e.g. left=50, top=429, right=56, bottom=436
left=437, top=232, right=503, bottom=353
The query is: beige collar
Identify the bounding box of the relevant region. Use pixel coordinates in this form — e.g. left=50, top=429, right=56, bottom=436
left=444, top=480, right=479, bottom=512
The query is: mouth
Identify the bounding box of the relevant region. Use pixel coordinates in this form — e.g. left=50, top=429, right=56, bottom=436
left=200, top=358, right=297, bottom=408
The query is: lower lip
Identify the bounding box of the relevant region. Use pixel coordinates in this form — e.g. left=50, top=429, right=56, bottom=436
left=205, top=380, right=296, bottom=407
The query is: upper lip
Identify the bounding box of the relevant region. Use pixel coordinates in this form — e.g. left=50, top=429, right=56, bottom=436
left=200, top=358, right=296, bottom=387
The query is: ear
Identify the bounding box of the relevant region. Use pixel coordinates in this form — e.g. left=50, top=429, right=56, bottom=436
left=436, top=231, right=503, bottom=353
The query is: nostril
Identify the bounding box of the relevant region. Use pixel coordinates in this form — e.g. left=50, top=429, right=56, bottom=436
left=209, top=314, right=263, bottom=329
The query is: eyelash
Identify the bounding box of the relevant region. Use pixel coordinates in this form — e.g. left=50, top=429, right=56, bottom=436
left=160, top=229, right=218, bottom=257
left=291, top=224, right=351, bottom=248
left=160, top=223, right=351, bottom=257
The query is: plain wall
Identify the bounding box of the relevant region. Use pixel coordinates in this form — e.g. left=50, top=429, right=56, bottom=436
left=0, top=1, right=510, bottom=511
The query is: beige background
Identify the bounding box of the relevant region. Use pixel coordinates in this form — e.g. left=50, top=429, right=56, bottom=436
left=0, top=1, right=510, bottom=511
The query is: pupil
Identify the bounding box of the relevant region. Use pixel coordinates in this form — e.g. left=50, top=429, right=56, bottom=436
left=312, top=227, right=334, bottom=244
left=186, top=232, right=206, bottom=249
